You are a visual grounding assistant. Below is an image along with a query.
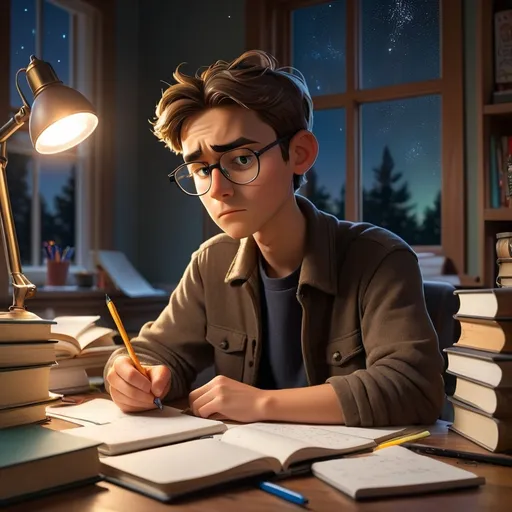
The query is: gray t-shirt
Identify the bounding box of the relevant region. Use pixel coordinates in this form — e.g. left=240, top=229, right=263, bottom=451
left=256, top=257, right=307, bottom=390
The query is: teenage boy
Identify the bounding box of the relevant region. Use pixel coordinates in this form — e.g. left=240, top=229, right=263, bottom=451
left=105, top=50, right=444, bottom=426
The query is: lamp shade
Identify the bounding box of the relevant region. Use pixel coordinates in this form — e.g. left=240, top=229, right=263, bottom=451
left=29, top=83, right=98, bottom=154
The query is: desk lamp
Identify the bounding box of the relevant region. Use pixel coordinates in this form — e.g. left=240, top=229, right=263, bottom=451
left=0, top=56, right=98, bottom=321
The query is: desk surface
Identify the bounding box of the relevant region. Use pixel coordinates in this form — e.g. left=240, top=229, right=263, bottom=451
left=4, top=417, right=512, bottom=512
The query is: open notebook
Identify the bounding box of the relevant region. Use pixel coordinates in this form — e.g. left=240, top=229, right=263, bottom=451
left=99, top=422, right=378, bottom=502
left=311, top=445, right=485, bottom=499
left=49, top=399, right=227, bottom=455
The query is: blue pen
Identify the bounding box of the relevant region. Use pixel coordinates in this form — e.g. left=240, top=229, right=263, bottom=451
left=259, top=481, right=308, bottom=506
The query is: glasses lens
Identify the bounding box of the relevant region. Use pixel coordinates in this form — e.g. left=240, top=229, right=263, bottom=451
left=220, top=149, right=259, bottom=184
left=174, top=163, right=211, bottom=195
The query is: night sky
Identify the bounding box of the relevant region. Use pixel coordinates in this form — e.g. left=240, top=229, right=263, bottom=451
left=293, top=0, right=441, bottom=222
left=10, top=0, right=71, bottom=214
left=11, top=0, right=441, bottom=224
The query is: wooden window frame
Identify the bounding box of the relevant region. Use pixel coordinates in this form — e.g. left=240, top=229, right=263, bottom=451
left=0, top=0, right=115, bottom=294
left=246, top=0, right=467, bottom=279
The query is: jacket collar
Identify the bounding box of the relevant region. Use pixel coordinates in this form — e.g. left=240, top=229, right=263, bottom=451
left=225, top=195, right=338, bottom=295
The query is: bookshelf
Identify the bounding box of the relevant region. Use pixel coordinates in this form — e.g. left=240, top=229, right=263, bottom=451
left=477, top=1, right=512, bottom=287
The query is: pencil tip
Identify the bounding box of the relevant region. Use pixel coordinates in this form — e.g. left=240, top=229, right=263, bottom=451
left=105, top=294, right=110, bottom=303
left=154, top=397, right=163, bottom=410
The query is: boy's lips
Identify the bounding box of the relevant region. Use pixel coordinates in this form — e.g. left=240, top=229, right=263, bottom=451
left=218, top=209, right=245, bottom=218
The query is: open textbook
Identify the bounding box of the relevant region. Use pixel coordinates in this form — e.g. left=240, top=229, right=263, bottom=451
left=51, top=316, right=116, bottom=359
left=99, top=423, right=380, bottom=502
left=311, top=445, right=485, bottom=499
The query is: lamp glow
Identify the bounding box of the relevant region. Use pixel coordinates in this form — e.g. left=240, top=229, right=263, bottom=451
left=35, top=112, right=98, bottom=154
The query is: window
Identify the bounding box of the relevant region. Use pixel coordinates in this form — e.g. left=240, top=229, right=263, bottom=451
left=4, top=0, right=101, bottom=282
left=247, top=0, right=464, bottom=275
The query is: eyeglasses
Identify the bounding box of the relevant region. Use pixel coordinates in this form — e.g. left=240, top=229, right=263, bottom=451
left=168, top=135, right=293, bottom=196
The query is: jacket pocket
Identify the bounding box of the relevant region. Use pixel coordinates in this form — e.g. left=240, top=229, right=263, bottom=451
left=326, top=330, right=365, bottom=375
left=206, top=324, right=248, bottom=381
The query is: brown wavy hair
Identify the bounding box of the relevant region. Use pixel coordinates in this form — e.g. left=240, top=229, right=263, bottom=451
left=152, top=50, right=314, bottom=191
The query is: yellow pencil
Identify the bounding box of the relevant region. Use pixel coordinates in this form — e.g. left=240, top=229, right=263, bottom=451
left=105, top=294, right=163, bottom=410
left=374, top=430, right=431, bottom=451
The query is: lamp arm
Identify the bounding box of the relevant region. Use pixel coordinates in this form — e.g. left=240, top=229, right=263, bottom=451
left=0, top=106, right=37, bottom=313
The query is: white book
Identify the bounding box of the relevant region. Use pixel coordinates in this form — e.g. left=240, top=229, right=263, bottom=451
left=311, top=445, right=485, bottom=500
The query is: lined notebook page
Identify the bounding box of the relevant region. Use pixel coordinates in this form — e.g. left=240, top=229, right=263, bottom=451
left=47, top=398, right=133, bottom=425
left=312, top=446, right=485, bottom=499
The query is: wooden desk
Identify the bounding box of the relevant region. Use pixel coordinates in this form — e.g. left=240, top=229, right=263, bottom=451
left=4, top=418, right=512, bottom=511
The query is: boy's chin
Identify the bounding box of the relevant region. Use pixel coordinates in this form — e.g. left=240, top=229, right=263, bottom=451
left=217, top=223, right=256, bottom=240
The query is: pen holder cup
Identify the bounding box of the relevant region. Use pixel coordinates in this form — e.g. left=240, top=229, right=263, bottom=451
left=46, top=260, right=70, bottom=286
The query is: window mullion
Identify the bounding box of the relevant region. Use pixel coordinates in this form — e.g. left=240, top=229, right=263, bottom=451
left=32, top=157, right=41, bottom=266
left=344, top=0, right=359, bottom=220
left=36, top=0, right=43, bottom=57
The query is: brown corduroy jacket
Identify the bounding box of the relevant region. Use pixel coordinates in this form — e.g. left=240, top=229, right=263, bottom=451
left=105, top=196, right=445, bottom=427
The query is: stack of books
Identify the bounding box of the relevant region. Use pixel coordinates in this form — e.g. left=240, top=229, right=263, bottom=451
left=49, top=316, right=117, bottom=394
left=0, top=320, right=60, bottom=428
left=444, top=287, right=512, bottom=452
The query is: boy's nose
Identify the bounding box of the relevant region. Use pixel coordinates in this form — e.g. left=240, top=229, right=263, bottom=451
left=209, top=168, right=234, bottom=199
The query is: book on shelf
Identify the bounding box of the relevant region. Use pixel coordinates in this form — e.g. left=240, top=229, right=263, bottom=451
left=496, top=232, right=512, bottom=259
left=453, top=376, right=512, bottom=418
left=454, top=316, right=512, bottom=352
left=497, top=258, right=512, bottom=287
left=310, top=445, right=484, bottom=500
left=0, top=341, right=56, bottom=368
left=444, top=346, right=512, bottom=388
left=449, top=397, right=512, bottom=453
left=0, top=425, right=100, bottom=506
left=98, top=422, right=395, bottom=502
left=454, top=287, right=512, bottom=318
left=51, top=316, right=117, bottom=360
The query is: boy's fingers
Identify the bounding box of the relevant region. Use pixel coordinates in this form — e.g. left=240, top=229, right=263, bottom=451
left=113, top=356, right=151, bottom=393
left=110, top=387, right=156, bottom=412
left=146, top=365, right=171, bottom=398
left=107, top=371, right=155, bottom=406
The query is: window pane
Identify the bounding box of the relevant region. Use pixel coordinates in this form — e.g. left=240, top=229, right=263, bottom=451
left=361, top=96, right=441, bottom=245
left=10, top=0, right=36, bottom=106
left=40, top=159, right=76, bottom=262
left=298, top=108, right=345, bottom=219
left=360, top=0, right=440, bottom=89
left=43, top=0, right=70, bottom=85
left=7, top=153, right=34, bottom=265
left=292, top=1, right=346, bottom=96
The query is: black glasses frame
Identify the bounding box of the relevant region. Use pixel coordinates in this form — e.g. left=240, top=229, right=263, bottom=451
left=168, top=134, right=294, bottom=196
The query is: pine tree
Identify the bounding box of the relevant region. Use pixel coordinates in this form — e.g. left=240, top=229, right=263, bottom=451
left=301, top=166, right=334, bottom=214
left=334, top=183, right=345, bottom=220
left=52, top=168, right=76, bottom=248
left=420, top=190, right=441, bottom=245
left=363, top=146, right=419, bottom=243
left=6, top=153, right=32, bottom=264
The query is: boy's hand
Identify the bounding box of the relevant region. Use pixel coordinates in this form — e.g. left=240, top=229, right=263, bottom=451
left=107, top=356, right=171, bottom=413
left=188, top=375, right=268, bottom=423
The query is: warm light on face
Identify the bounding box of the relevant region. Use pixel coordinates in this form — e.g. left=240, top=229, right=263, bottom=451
left=35, top=112, right=98, bottom=154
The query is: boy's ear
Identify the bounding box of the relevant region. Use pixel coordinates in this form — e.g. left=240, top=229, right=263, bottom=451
left=288, top=130, right=319, bottom=176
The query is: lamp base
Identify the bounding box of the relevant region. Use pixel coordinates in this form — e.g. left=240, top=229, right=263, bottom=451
left=0, top=308, right=46, bottom=322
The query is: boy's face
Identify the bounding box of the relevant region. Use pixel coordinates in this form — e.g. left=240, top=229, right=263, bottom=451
left=181, top=106, right=309, bottom=239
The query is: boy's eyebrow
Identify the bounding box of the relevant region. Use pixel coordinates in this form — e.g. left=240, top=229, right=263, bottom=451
left=183, top=137, right=258, bottom=162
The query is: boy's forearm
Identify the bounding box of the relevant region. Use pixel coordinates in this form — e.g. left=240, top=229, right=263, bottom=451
left=261, top=384, right=345, bottom=424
